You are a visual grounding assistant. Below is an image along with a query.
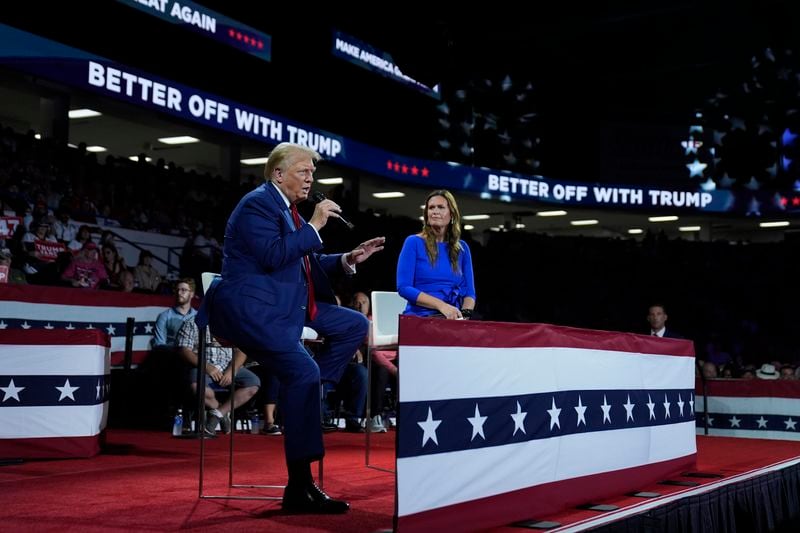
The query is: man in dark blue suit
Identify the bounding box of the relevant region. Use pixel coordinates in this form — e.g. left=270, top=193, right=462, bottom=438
left=647, top=304, right=683, bottom=339
left=198, top=142, right=385, bottom=514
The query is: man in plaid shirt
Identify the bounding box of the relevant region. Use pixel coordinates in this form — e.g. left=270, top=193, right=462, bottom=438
left=176, top=319, right=260, bottom=434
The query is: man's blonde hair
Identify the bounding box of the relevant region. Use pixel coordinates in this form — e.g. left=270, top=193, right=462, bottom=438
left=263, top=143, right=321, bottom=181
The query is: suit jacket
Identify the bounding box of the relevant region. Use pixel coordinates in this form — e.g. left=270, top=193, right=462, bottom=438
left=650, top=328, right=683, bottom=339
left=198, top=182, right=343, bottom=352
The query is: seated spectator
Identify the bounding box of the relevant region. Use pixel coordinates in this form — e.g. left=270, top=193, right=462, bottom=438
left=719, top=364, right=734, bottom=379
left=118, top=270, right=144, bottom=293
left=52, top=208, right=78, bottom=244
left=350, top=291, right=396, bottom=433
left=21, top=220, right=59, bottom=274
left=60, top=241, right=108, bottom=289
left=322, top=360, right=368, bottom=433
left=101, top=243, right=127, bottom=289
left=133, top=249, right=162, bottom=293
left=250, top=363, right=282, bottom=435
left=67, top=224, right=93, bottom=252
left=780, top=365, right=796, bottom=380
left=0, top=247, right=26, bottom=284
left=176, top=319, right=260, bottom=435
left=646, top=304, right=683, bottom=338
left=153, top=278, right=197, bottom=349
left=701, top=361, right=718, bottom=379
left=99, top=229, right=115, bottom=248
left=755, top=363, right=779, bottom=380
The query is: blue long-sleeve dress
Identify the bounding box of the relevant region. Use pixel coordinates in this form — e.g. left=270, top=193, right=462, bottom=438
left=396, top=234, right=476, bottom=316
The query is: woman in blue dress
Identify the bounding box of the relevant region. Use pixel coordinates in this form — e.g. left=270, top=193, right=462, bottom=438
left=396, top=190, right=476, bottom=319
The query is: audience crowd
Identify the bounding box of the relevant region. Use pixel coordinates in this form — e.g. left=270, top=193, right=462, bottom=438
left=2, top=124, right=800, bottom=395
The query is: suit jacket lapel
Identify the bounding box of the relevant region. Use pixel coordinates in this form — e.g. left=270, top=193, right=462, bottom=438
left=264, top=182, right=295, bottom=231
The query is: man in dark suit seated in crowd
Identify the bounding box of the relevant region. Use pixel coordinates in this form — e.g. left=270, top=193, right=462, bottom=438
left=647, top=303, right=683, bottom=339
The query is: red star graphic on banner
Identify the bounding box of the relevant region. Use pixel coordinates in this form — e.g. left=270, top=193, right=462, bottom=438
left=411, top=166, right=419, bottom=176
left=421, top=167, right=430, bottom=177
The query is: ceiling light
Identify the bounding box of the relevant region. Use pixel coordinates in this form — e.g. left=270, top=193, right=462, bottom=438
left=372, top=192, right=405, bottom=199
left=628, top=228, right=644, bottom=234
left=158, top=136, right=199, bottom=145
left=463, top=214, right=491, bottom=220
left=240, top=157, right=269, bottom=165
left=68, top=108, right=102, bottom=119
left=648, top=215, right=679, bottom=222
left=570, top=219, right=599, bottom=226
left=679, top=226, right=701, bottom=232
left=463, top=224, right=475, bottom=230
left=536, top=210, right=567, bottom=217
left=317, top=177, right=343, bottom=185
left=85, top=145, right=107, bottom=152
left=128, top=155, right=152, bottom=162
left=34, top=133, right=41, bottom=139
left=759, top=221, right=790, bottom=228
left=515, top=223, right=526, bottom=229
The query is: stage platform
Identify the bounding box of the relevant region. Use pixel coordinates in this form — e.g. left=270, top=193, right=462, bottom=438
left=0, top=429, right=798, bottom=531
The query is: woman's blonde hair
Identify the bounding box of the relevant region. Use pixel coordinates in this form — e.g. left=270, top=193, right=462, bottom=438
left=420, top=189, right=462, bottom=272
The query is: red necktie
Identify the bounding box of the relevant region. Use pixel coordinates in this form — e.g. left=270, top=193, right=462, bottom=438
left=290, top=204, right=317, bottom=321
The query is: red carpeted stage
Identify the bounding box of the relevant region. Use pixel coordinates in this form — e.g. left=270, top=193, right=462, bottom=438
left=0, top=429, right=799, bottom=532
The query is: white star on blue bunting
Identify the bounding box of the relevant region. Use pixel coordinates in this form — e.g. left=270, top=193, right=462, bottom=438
left=601, top=395, right=612, bottom=424
left=467, top=403, right=487, bottom=441
left=510, top=401, right=527, bottom=436
left=624, top=394, right=635, bottom=422
left=1, top=379, right=25, bottom=402
left=574, top=395, right=587, bottom=427
left=56, top=379, right=79, bottom=402
left=547, top=397, right=561, bottom=430
left=418, top=407, right=442, bottom=447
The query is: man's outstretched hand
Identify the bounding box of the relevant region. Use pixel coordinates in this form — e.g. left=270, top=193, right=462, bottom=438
left=346, top=237, right=386, bottom=266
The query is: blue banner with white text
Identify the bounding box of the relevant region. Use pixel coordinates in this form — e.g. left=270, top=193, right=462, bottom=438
left=0, top=23, right=797, bottom=216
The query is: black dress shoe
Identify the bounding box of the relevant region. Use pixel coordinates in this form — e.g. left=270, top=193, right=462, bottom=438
left=282, top=481, right=350, bottom=514
left=344, top=419, right=365, bottom=433
left=321, top=420, right=339, bottom=432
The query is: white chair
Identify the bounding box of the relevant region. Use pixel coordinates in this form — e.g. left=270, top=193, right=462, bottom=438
left=364, top=291, right=407, bottom=472
left=197, top=272, right=323, bottom=500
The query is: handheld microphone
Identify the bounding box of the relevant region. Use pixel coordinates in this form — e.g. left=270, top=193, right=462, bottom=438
left=311, top=191, right=355, bottom=229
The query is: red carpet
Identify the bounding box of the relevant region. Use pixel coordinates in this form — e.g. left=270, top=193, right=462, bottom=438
left=0, top=429, right=397, bottom=532
left=1, top=430, right=799, bottom=531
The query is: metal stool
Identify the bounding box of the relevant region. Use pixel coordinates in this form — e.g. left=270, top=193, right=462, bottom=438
left=196, top=272, right=323, bottom=501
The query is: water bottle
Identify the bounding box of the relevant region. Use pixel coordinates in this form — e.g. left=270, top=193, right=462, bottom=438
left=172, top=409, right=183, bottom=437
left=250, top=412, right=260, bottom=434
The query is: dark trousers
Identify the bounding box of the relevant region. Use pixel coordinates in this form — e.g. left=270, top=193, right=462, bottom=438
left=249, top=302, right=368, bottom=463
left=324, top=361, right=367, bottom=422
